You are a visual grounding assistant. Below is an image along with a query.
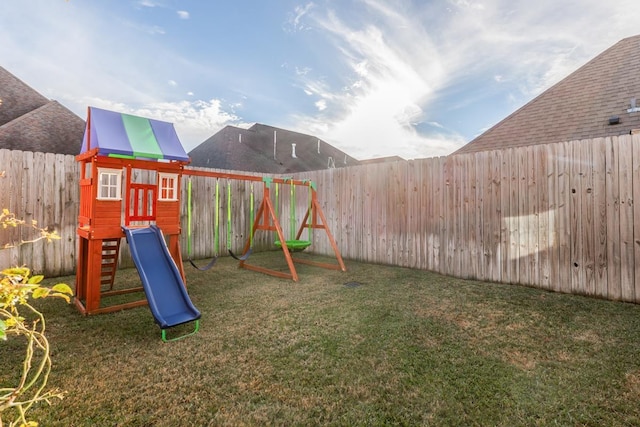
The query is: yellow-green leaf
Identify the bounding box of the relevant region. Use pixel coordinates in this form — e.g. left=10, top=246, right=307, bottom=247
left=32, top=288, right=50, bottom=299
left=2, top=266, right=30, bottom=276
left=5, top=317, right=20, bottom=327
left=50, top=293, right=71, bottom=303
left=52, top=283, right=73, bottom=295
left=28, top=275, right=44, bottom=284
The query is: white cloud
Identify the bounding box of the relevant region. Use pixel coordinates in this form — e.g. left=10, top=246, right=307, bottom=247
left=145, top=25, right=166, bottom=35
left=439, top=0, right=639, bottom=94
left=286, top=2, right=314, bottom=32
left=177, top=10, right=189, bottom=20
left=134, top=99, right=243, bottom=150
left=449, top=0, right=486, bottom=11
left=138, top=0, right=161, bottom=7
left=287, top=0, right=640, bottom=159
left=289, top=0, right=446, bottom=159
left=168, top=80, right=177, bottom=87
left=295, top=66, right=311, bottom=76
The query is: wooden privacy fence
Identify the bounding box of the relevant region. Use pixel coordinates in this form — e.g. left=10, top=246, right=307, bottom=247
left=0, top=152, right=322, bottom=276
left=0, top=149, right=79, bottom=275
left=2, top=134, right=640, bottom=303
left=300, top=134, right=640, bottom=303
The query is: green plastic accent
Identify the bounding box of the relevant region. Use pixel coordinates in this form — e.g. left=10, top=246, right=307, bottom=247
left=214, top=179, right=219, bottom=254
left=307, top=184, right=313, bottom=242
left=161, top=320, right=200, bottom=343
left=227, top=183, right=232, bottom=248
left=249, top=183, right=254, bottom=246
left=263, top=176, right=273, bottom=186
left=275, top=182, right=280, bottom=219
left=290, top=182, right=296, bottom=241
left=107, top=153, right=136, bottom=159
left=187, top=179, right=193, bottom=256
left=274, top=240, right=312, bottom=251
left=121, top=114, right=163, bottom=159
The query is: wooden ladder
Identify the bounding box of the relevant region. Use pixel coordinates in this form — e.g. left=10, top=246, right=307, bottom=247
left=100, top=238, right=121, bottom=291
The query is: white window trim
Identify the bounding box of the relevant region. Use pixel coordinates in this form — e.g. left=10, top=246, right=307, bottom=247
left=97, top=167, right=122, bottom=201
left=158, top=172, right=179, bottom=201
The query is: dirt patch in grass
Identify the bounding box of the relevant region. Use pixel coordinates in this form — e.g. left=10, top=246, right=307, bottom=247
left=624, top=370, right=640, bottom=399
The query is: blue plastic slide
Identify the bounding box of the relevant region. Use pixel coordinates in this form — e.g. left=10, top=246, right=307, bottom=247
left=123, top=225, right=201, bottom=340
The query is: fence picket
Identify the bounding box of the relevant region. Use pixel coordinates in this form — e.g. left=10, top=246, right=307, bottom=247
left=546, top=144, right=560, bottom=291
left=605, top=137, right=622, bottom=300
left=619, top=135, right=635, bottom=301
left=592, top=139, right=608, bottom=297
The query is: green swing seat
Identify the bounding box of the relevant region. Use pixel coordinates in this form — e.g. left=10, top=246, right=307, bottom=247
left=274, top=239, right=312, bottom=251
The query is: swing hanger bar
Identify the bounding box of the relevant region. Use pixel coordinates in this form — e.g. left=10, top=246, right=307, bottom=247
left=184, top=168, right=314, bottom=189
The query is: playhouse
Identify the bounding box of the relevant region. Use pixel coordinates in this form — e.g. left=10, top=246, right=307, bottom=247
left=74, top=107, right=346, bottom=331
left=75, top=106, right=191, bottom=315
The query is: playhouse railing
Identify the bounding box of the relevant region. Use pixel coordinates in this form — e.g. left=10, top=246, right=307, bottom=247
left=78, top=178, right=93, bottom=227
left=126, top=183, right=157, bottom=224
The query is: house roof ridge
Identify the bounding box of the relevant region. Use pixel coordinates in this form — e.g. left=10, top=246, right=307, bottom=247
left=0, top=100, right=62, bottom=130
left=188, top=122, right=359, bottom=172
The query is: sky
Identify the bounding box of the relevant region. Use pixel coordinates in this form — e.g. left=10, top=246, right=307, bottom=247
left=1, top=1, right=639, bottom=160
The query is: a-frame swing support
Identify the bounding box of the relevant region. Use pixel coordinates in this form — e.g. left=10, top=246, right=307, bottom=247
left=238, top=181, right=346, bottom=281
left=182, top=170, right=346, bottom=281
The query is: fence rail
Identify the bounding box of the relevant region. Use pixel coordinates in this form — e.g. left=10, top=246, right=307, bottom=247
left=2, top=135, right=640, bottom=302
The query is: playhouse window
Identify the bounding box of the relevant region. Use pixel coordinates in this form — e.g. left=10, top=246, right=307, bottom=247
left=97, top=168, right=122, bottom=200
left=158, top=173, right=178, bottom=201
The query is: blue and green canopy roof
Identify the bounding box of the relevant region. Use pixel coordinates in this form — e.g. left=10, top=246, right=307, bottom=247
left=80, top=106, right=189, bottom=162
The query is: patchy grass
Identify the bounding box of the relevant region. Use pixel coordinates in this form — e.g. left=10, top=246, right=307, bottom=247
left=3, top=251, right=640, bottom=426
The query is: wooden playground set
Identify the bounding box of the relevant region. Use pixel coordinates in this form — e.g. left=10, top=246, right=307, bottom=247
left=74, top=107, right=345, bottom=339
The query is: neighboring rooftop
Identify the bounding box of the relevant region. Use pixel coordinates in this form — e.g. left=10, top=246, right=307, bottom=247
left=359, top=155, right=406, bottom=165
left=0, top=66, right=85, bottom=155
left=455, top=35, right=640, bottom=155
left=189, top=123, right=359, bottom=173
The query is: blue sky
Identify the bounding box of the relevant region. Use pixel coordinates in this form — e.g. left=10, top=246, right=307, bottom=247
left=1, top=1, right=639, bottom=160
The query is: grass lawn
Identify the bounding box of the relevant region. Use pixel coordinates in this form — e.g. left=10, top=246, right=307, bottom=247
left=3, top=251, right=640, bottom=426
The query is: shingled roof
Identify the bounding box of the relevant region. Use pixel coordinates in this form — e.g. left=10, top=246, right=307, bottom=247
left=454, top=35, right=640, bottom=155
left=189, top=123, right=359, bottom=173
left=0, top=66, right=84, bottom=155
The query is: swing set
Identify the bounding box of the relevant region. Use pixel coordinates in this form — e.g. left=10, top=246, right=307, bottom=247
left=185, top=170, right=346, bottom=281
left=74, top=106, right=342, bottom=343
